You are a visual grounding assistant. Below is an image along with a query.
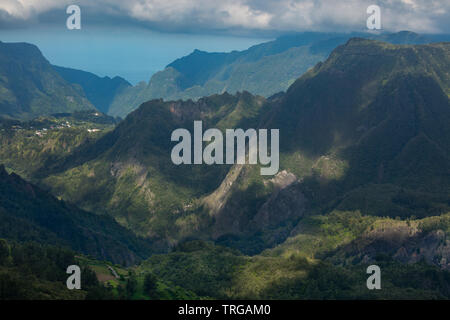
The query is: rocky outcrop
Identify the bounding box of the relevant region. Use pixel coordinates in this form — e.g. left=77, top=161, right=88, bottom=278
left=208, top=169, right=307, bottom=250
left=330, top=219, right=450, bottom=270
left=252, top=171, right=306, bottom=230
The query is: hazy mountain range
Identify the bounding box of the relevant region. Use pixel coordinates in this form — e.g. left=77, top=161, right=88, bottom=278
left=1, top=31, right=449, bottom=120
left=108, top=31, right=450, bottom=117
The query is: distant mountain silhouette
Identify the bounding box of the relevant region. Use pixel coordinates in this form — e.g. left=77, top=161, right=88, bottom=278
left=53, top=65, right=131, bottom=114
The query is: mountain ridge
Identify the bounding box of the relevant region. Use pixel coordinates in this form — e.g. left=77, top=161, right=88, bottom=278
left=108, top=31, right=450, bottom=118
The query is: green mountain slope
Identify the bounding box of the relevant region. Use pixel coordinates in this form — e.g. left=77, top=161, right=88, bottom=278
left=265, top=40, right=450, bottom=219
left=53, top=65, right=131, bottom=114
left=0, top=165, right=152, bottom=265
left=190, top=39, right=450, bottom=254
left=0, top=239, right=114, bottom=300
left=0, top=110, right=117, bottom=179
left=0, top=41, right=94, bottom=120
left=36, top=92, right=266, bottom=247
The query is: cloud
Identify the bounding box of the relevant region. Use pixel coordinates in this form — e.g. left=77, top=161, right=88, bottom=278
left=0, top=0, right=448, bottom=34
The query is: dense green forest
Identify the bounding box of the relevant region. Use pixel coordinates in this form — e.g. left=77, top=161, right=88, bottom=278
left=0, top=239, right=112, bottom=299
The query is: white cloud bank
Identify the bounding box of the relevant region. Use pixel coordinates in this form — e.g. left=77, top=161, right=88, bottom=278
left=0, top=0, right=449, bottom=33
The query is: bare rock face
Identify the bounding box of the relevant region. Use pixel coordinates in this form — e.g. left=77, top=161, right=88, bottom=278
left=333, top=221, right=450, bottom=270
left=390, top=230, right=450, bottom=269
left=203, top=164, right=244, bottom=216
left=413, top=230, right=450, bottom=270
left=252, top=170, right=306, bottom=230
left=267, top=170, right=298, bottom=189
left=208, top=169, right=307, bottom=250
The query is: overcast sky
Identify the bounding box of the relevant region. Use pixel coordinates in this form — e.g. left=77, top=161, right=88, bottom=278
left=1, top=0, right=449, bottom=34
left=0, top=1, right=449, bottom=83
